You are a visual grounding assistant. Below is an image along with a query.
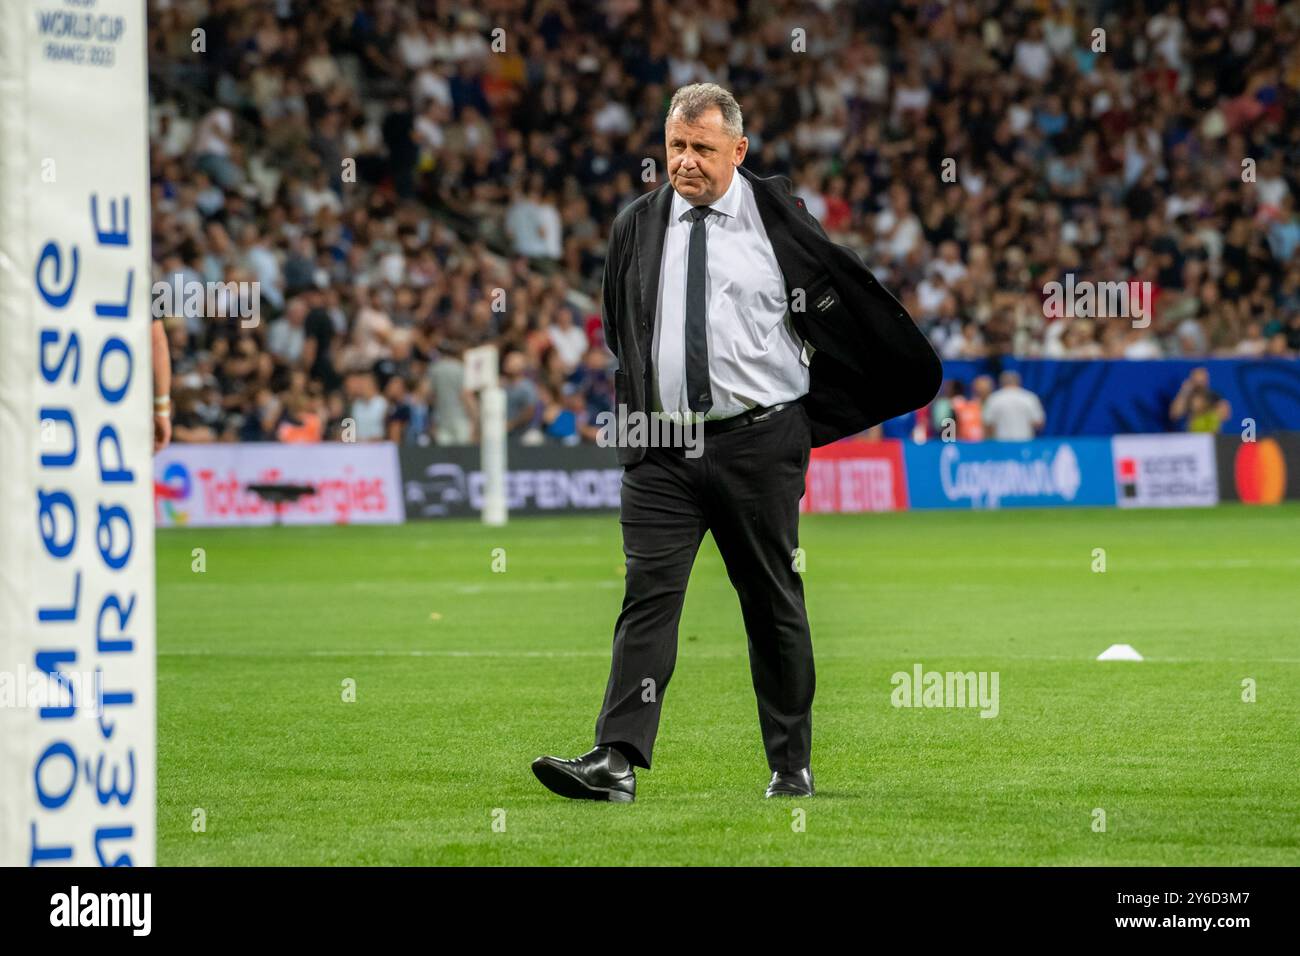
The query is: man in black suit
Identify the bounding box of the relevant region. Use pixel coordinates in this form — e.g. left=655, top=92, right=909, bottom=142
left=532, top=83, right=940, bottom=802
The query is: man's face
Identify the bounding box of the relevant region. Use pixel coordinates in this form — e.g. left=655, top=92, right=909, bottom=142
left=665, top=106, right=747, bottom=206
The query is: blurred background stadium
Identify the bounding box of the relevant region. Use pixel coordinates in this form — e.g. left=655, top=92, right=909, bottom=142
left=146, top=0, right=1300, bottom=449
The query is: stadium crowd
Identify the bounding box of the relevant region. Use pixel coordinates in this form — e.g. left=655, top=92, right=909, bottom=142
left=146, top=0, right=1300, bottom=445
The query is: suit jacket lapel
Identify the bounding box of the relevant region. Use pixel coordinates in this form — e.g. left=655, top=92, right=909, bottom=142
left=632, top=165, right=827, bottom=353
left=634, top=183, right=674, bottom=341
left=739, top=164, right=819, bottom=292
left=740, top=165, right=872, bottom=375
left=638, top=167, right=802, bottom=345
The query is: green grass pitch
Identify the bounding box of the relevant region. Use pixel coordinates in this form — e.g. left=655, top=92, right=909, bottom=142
left=156, top=504, right=1300, bottom=865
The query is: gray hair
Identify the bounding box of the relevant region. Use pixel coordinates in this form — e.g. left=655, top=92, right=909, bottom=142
left=666, top=83, right=743, bottom=138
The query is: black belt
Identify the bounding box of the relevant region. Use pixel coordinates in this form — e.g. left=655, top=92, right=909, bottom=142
left=702, top=401, right=797, bottom=436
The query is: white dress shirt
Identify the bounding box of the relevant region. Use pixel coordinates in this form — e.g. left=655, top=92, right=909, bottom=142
left=651, top=170, right=810, bottom=422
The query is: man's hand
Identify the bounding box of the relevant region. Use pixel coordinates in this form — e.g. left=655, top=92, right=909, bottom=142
left=154, top=407, right=171, bottom=452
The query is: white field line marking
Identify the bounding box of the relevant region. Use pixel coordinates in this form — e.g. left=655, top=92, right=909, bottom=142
left=158, top=649, right=641, bottom=658
left=448, top=581, right=621, bottom=594
left=156, top=649, right=1300, bottom=664
left=810, top=558, right=1300, bottom=571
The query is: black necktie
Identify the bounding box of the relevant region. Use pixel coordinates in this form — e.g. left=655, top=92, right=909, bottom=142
left=685, top=204, right=713, bottom=414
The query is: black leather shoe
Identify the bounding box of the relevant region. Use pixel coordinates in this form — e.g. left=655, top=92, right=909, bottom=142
left=765, top=767, right=814, bottom=798
left=532, top=746, right=636, bottom=803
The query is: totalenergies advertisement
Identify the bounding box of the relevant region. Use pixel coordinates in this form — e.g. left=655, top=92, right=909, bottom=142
left=154, top=443, right=405, bottom=527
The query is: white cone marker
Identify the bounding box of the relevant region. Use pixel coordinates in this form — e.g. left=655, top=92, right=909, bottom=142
left=1096, top=643, right=1144, bottom=661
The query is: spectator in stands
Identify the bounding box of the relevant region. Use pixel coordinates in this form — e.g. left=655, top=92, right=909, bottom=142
left=301, top=288, right=343, bottom=392
left=347, top=372, right=388, bottom=442
left=1170, top=366, right=1231, bottom=433
left=347, top=287, right=395, bottom=370
left=568, top=347, right=614, bottom=425
left=267, top=297, right=308, bottom=368
left=927, top=381, right=956, bottom=440
left=982, top=371, right=1045, bottom=441
left=873, top=182, right=923, bottom=270
left=171, top=390, right=216, bottom=444
left=501, top=350, right=541, bottom=441
left=191, top=106, right=239, bottom=190
left=383, top=374, right=417, bottom=444
left=952, top=380, right=986, bottom=441
left=239, top=387, right=281, bottom=443
left=539, top=385, right=582, bottom=446
left=547, top=305, right=591, bottom=375
left=429, top=340, right=472, bottom=446
left=277, top=391, right=323, bottom=444
left=505, top=173, right=563, bottom=263
left=1234, top=321, right=1269, bottom=357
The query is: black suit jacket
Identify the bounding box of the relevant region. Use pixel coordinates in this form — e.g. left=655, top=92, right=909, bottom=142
left=601, top=164, right=942, bottom=466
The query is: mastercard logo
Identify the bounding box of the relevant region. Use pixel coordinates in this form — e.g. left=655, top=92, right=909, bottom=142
left=1234, top=438, right=1286, bottom=504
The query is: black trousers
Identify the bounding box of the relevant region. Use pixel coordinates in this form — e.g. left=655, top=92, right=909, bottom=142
left=594, top=400, right=815, bottom=772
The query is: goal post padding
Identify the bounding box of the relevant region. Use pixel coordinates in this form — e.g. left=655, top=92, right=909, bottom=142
left=0, top=0, right=154, bottom=866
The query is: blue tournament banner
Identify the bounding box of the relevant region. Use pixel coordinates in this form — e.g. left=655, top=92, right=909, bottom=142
left=903, top=438, right=1117, bottom=510
left=937, top=358, right=1300, bottom=436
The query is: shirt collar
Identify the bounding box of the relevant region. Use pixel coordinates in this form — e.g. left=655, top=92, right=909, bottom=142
left=671, top=167, right=744, bottom=223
